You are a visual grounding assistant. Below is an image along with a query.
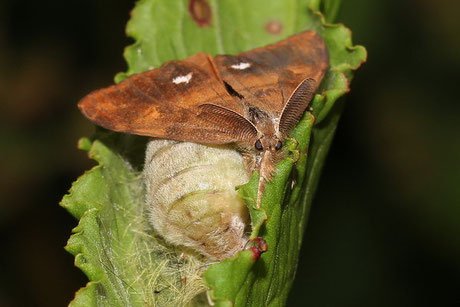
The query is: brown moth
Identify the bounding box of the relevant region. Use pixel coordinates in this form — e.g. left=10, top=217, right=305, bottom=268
left=78, top=31, right=329, bottom=208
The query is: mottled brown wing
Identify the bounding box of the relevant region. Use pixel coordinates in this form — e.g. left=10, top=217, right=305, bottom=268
left=78, top=53, right=254, bottom=144
left=214, top=31, right=329, bottom=118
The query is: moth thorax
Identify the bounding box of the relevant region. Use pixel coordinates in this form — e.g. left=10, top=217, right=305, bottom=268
left=246, top=106, right=276, bottom=137
left=143, top=139, right=250, bottom=261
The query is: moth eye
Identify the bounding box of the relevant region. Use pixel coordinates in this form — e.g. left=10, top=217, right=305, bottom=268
left=275, top=141, right=283, bottom=151
left=255, top=139, right=263, bottom=151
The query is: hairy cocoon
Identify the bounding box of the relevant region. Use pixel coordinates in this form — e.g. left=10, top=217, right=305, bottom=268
left=144, top=139, right=250, bottom=260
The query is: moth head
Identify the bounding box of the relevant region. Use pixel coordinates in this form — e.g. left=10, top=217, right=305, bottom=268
left=254, top=136, right=283, bottom=153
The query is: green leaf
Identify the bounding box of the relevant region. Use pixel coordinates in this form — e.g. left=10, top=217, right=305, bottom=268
left=62, top=0, right=366, bottom=306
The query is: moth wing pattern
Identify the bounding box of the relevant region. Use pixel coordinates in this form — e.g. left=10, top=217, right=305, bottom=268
left=214, top=31, right=329, bottom=119
left=78, top=53, right=248, bottom=144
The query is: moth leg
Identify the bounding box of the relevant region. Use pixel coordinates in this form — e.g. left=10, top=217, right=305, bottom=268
left=256, top=175, right=265, bottom=209
left=285, top=137, right=300, bottom=163
left=206, top=290, right=215, bottom=306
left=240, top=150, right=258, bottom=177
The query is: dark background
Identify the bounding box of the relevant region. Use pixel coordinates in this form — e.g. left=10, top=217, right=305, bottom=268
left=1, top=0, right=459, bottom=306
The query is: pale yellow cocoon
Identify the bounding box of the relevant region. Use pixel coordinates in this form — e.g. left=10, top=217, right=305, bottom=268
left=144, top=139, right=250, bottom=260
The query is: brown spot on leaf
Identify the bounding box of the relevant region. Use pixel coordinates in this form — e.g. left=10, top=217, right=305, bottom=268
left=265, top=20, right=283, bottom=35
left=189, top=0, right=212, bottom=27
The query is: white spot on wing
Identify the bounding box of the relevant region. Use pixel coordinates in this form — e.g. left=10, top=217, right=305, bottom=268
left=231, top=62, right=251, bottom=70
left=172, top=72, right=193, bottom=84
